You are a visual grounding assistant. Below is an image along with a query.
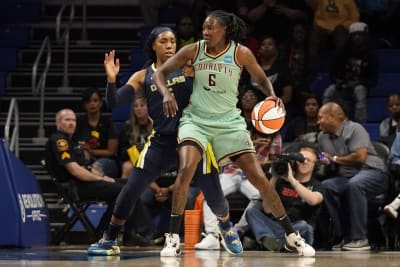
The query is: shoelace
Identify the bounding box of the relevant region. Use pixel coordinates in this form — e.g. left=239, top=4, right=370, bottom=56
left=164, top=234, right=177, bottom=248
left=224, top=230, right=240, bottom=245
left=294, top=236, right=305, bottom=248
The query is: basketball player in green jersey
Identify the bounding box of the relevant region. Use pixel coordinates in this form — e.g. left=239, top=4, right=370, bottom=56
left=153, top=10, right=315, bottom=257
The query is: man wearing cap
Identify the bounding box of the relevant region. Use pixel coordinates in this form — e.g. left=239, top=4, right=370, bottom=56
left=322, top=21, right=379, bottom=123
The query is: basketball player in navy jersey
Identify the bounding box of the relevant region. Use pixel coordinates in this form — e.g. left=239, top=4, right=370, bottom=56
left=87, top=27, right=235, bottom=257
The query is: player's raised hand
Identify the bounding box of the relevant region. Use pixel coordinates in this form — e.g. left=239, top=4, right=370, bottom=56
left=104, top=50, right=120, bottom=83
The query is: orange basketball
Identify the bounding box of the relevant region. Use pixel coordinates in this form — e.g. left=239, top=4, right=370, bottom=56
left=251, top=99, right=286, bottom=134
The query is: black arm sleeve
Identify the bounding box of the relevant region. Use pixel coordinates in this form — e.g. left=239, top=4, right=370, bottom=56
left=105, top=83, right=135, bottom=109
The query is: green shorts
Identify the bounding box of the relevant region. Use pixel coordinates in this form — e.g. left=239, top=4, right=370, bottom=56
left=178, top=106, right=255, bottom=165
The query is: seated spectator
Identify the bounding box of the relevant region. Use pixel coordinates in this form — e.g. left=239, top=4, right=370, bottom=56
left=194, top=126, right=282, bottom=250
left=238, top=23, right=261, bottom=86
left=140, top=0, right=194, bottom=26
left=307, top=0, right=359, bottom=77
left=46, top=109, right=156, bottom=245
left=240, top=22, right=260, bottom=58
left=46, top=109, right=122, bottom=200
left=317, top=102, right=387, bottom=251
left=284, top=93, right=320, bottom=143
left=191, top=0, right=235, bottom=30
left=118, top=96, right=153, bottom=178
left=175, top=15, right=200, bottom=51
left=73, top=87, right=120, bottom=178
left=357, top=0, right=400, bottom=48
left=238, top=85, right=265, bottom=129
left=235, top=0, right=312, bottom=43
left=322, top=22, right=379, bottom=123
left=379, top=93, right=400, bottom=147
left=250, top=35, right=295, bottom=119
left=383, top=110, right=400, bottom=218
left=246, top=143, right=324, bottom=251
left=282, top=22, right=313, bottom=110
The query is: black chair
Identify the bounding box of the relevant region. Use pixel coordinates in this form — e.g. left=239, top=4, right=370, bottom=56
left=41, top=159, right=110, bottom=244
left=368, top=141, right=391, bottom=249
left=381, top=153, right=400, bottom=250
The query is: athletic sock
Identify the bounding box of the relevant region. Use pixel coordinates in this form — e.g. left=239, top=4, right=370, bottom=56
left=169, top=213, right=183, bottom=234
left=278, top=214, right=295, bottom=235
left=104, top=222, right=122, bottom=241
left=218, top=218, right=232, bottom=230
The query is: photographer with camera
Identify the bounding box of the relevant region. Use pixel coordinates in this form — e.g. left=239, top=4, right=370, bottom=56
left=245, top=144, right=324, bottom=251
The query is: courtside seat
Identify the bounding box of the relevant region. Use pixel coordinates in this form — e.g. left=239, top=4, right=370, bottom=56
left=314, top=49, right=400, bottom=73
left=41, top=159, right=111, bottom=244
left=310, top=72, right=330, bottom=99
left=158, top=3, right=188, bottom=24
left=137, top=25, right=154, bottom=47
left=317, top=51, right=334, bottom=73
left=369, top=73, right=400, bottom=97
left=311, top=73, right=400, bottom=99
left=377, top=49, right=400, bottom=73
left=0, top=2, right=41, bottom=23
left=363, top=123, right=380, bottom=141
left=130, top=47, right=146, bottom=72
left=0, top=48, right=17, bottom=71
left=114, top=121, right=125, bottom=135
left=0, top=72, right=5, bottom=95
left=0, top=25, right=30, bottom=48
left=111, top=102, right=131, bottom=123
left=367, top=97, right=388, bottom=123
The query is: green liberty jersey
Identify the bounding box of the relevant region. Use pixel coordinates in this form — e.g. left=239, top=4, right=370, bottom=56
left=190, top=40, right=243, bottom=115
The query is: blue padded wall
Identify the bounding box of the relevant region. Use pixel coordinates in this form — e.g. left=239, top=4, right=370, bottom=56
left=0, top=139, right=50, bottom=247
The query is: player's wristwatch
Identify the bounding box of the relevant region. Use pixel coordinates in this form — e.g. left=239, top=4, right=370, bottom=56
left=333, top=155, right=338, bottom=162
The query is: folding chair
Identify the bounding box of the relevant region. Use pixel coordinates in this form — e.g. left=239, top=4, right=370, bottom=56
left=384, top=163, right=400, bottom=250
left=41, top=159, right=109, bottom=244
left=368, top=142, right=391, bottom=249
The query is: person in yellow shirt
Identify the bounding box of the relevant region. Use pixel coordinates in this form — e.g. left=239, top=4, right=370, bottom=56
left=118, top=96, right=153, bottom=178
left=307, top=0, right=360, bottom=76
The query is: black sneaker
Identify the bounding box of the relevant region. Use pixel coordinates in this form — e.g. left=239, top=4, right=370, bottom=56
left=331, top=240, right=345, bottom=251
left=262, top=236, right=280, bottom=251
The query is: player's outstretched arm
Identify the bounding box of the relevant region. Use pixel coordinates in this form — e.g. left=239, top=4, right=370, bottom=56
left=104, top=50, right=144, bottom=109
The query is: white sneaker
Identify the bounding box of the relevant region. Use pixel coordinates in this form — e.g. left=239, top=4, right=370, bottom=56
left=194, top=233, right=220, bottom=250
left=384, top=205, right=398, bottom=218
left=285, top=231, right=315, bottom=257
left=160, top=233, right=181, bottom=257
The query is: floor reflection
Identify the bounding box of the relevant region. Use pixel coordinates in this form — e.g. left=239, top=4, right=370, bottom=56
left=0, top=246, right=399, bottom=267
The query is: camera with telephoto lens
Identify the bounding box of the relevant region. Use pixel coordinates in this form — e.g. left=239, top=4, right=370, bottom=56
left=271, top=152, right=305, bottom=177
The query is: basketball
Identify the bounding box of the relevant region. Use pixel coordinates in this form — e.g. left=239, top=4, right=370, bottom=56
left=251, top=99, right=286, bottom=134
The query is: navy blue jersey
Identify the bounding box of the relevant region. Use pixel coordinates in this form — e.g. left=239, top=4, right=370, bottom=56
left=143, top=63, right=193, bottom=135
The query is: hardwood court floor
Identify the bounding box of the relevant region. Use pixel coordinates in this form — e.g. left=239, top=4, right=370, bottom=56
left=1, top=246, right=400, bottom=267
